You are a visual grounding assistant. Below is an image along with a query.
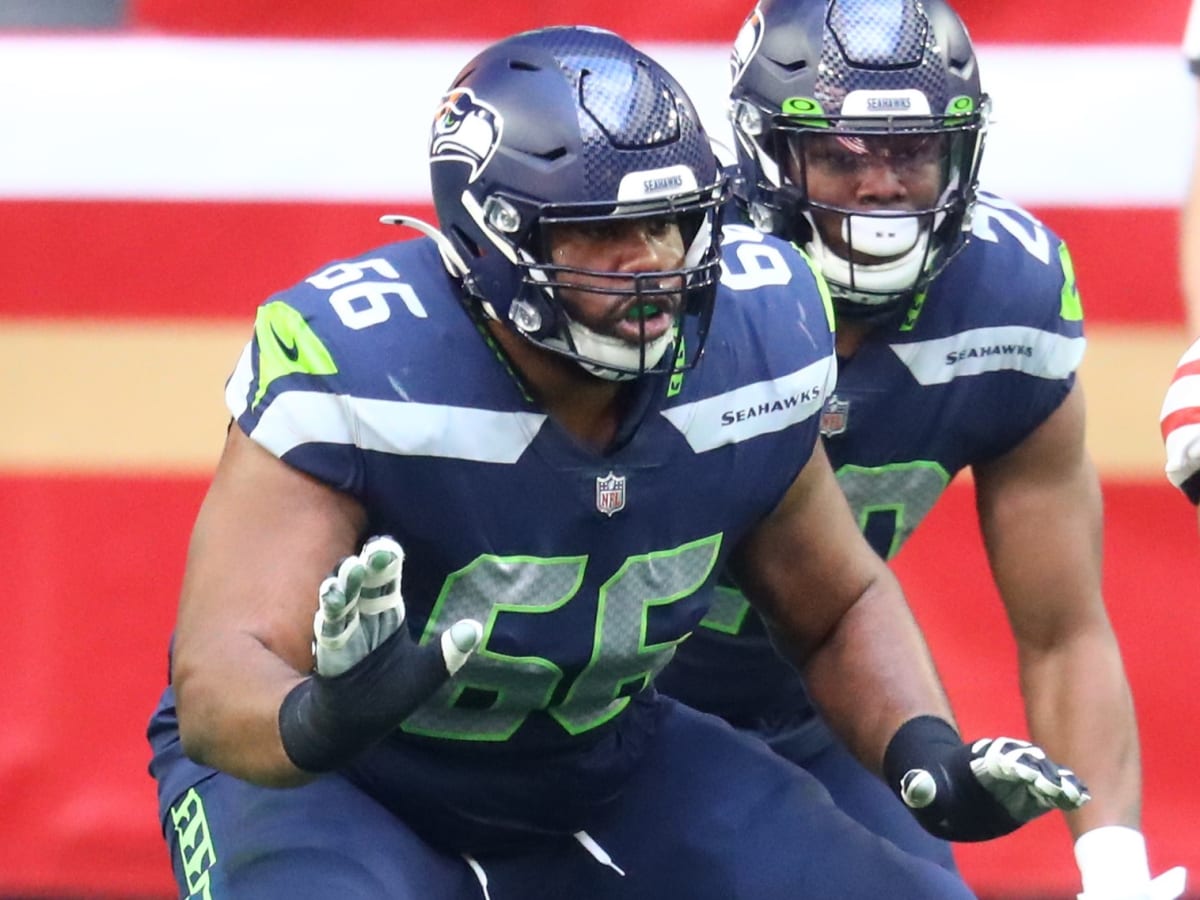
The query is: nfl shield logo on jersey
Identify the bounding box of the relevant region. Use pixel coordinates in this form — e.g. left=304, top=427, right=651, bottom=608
left=595, top=472, right=626, bottom=517
left=820, top=395, right=850, bottom=437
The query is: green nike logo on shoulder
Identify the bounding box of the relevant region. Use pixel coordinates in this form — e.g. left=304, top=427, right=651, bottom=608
left=270, top=323, right=301, bottom=362
left=251, top=300, right=338, bottom=409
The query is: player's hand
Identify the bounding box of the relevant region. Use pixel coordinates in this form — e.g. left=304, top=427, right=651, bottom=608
left=885, top=716, right=1089, bottom=841
left=315, top=536, right=407, bottom=676
left=278, top=535, right=483, bottom=773
left=315, top=535, right=479, bottom=678
left=960, top=736, right=1089, bottom=820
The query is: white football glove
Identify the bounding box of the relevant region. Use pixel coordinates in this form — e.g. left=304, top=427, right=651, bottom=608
left=314, top=535, right=478, bottom=678
left=315, top=535, right=404, bottom=677
left=1075, top=826, right=1187, bottom=900
left=966, top=736, right=1089, bottom=819
left=1077, top=867, right=1188, bottom=900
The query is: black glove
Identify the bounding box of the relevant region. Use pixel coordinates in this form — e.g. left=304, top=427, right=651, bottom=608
left=883, top=715, right=1090, bottom=842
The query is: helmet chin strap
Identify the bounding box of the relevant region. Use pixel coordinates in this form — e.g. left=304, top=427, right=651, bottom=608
left=807, top=212, right=930, bottom=308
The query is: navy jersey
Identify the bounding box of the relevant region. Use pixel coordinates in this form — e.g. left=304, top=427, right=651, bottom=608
left=657, top=193, right=1086, bottom=723
left=148, top=222, right=836, bottom=840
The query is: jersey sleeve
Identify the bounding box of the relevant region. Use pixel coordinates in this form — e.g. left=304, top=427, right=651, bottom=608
left=1010, top=225, right=1084, bottom=425
left=1013, top=208, right=1083, bottom=436
left=1161, top=336, right=1200, bottom=504
left=955, top=196, right=1085, bottom=458
left=223, top=292, right=366, bottom=497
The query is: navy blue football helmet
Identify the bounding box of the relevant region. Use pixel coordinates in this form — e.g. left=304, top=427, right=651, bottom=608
left=729, top=0, right=988, bottom=321
left=421, top=26, right=727, bottom=380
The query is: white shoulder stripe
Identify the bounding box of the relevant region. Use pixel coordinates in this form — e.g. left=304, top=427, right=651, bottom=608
left=661, top=356, right=833, bottom=453
left=225, top=340, right=254, bottom=419
left=890, top=326, right=1085, bottom=385
left=243, top=391, right=547, bottom=463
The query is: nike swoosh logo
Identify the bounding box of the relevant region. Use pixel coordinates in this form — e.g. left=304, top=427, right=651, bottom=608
left=270, top=323, right=300, bottom=362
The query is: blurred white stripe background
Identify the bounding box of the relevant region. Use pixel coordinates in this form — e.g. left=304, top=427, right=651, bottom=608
left=0, top=36, right=1191, bottom=205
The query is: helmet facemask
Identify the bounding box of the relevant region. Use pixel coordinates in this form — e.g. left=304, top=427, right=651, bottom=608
left=474, top=184, right=727, bottom=381
left=736, top=98, right=987, bottom=321
left=728, top=0, right=991, bottom=322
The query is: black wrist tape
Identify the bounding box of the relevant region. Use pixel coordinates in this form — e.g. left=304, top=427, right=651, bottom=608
left=882, top=714, right=961, bottom=788
left=277, top=625, right=449, bottom=773
left=883, top=715, right=1021, bottom=842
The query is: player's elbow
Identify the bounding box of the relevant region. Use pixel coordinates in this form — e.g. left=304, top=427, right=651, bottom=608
left=172, top=668, right=224, bottom=768
left=172, top=658, right=313, bottom=788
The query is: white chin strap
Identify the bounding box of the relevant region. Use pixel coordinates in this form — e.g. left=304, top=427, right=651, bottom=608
left=807, top=213, right=930, bottom=307
left=554, top=319, right=675, bottom=382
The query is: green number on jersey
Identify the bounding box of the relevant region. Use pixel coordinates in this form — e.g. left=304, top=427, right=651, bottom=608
left=403, top=535, right=722, bottom=741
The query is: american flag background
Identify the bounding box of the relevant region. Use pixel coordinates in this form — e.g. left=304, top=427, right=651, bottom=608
left=1, top=1, right=1196, bottom=896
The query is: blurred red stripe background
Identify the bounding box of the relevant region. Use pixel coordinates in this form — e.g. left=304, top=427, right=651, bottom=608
left=5, top=202, right=1181, bottom=323
left=1, top=202, right=1182, bottom=323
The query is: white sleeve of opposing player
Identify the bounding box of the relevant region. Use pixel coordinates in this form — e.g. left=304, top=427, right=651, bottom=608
left=1186, top=0, right=1200, bottom=74
left=1161, top=337, right=1200, bottom=498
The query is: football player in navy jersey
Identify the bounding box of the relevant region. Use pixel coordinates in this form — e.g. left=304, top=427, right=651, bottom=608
left=148, top=25, right=1086, bottom=899
left=656, top=1, right=1185, bottom=897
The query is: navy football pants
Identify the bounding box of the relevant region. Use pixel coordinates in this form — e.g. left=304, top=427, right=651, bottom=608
left=765, top=717, right=961, bottom=872
left=158, top=700, right=974, bottom=898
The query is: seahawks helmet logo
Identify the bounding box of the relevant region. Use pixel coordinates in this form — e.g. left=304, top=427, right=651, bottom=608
left=730, top=6, right=764, bottom=87
left=430, top=88, right=503, bottom=184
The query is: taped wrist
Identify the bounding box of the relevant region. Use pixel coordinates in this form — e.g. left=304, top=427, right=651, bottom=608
left=1074, top=826, right=1151, bottom=896
left=883, top=715, right=1021, bottom=842
left=278, top=624, right=449, bottom=773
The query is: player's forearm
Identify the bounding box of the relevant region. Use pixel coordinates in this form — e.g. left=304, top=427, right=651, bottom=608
left=174, top=642, right=313, bottom=787
left=797, top=573, right=1091, bottom=846
left=1019, top=625, right=1142, bottom=836
left=801, top=574, right=955, bottom=773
